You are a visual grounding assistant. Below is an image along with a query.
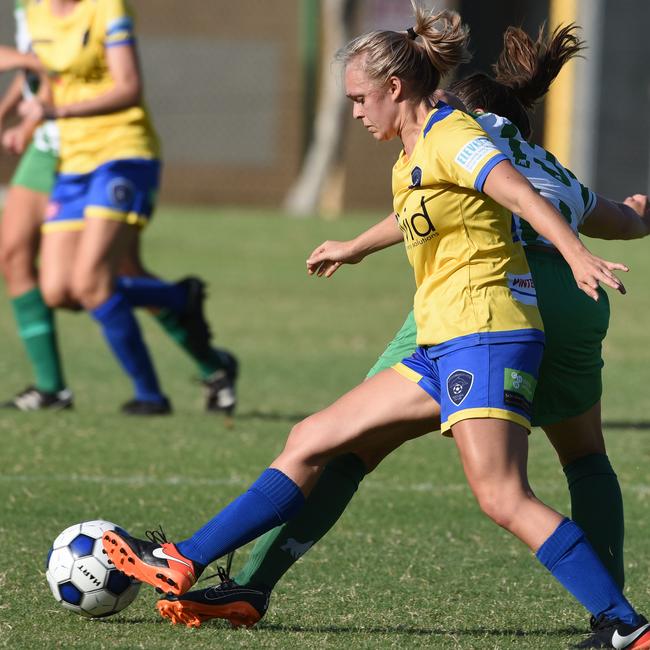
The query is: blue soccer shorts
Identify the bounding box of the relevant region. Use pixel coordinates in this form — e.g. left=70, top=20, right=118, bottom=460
left=394, top=337, right=544, bottom=435
left=43, top=158, right=161, bottom=233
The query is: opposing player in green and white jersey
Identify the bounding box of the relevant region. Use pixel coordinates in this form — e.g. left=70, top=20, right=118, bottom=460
left=157, top=27, right=649, bottom=645
left=480, top=112, right=596, bottom=245
left=0, top=0, right=238, bottom=414
left=0, top=0, right=70, bottom=410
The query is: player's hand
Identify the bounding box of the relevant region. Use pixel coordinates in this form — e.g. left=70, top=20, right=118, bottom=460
left=306, top=240, right=364, bottom=278
left=568, top=249, right=628, bottom=300
left=2, top=125, right=29, bottom=155
left=624, top=194, right=649, bottom=218
left=18, top=98, right=54, bottom=122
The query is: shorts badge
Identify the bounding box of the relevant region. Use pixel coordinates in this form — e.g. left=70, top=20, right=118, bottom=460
left=45, top=201, right=60, bottom=219
left=108, top=177, right=135, bottom=209
left=447, top=369, right=474, bottom=406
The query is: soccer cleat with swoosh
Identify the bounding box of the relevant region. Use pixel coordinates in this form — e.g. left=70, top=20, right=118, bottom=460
left=101, top=527, right=200, bottom=597
left=573, top=614, right=650, bottom=649
left=157, top=567, right=269, bottom=629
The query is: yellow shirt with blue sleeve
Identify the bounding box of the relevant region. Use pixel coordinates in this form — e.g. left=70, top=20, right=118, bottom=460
left=392, top=103, right=544, bottom=351
left=25, top=0, right=160, bottom=175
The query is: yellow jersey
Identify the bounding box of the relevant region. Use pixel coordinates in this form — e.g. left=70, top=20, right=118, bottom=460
left=26, top=0, right=160, bottom=174
left=392, top=104, right=544, bottom=349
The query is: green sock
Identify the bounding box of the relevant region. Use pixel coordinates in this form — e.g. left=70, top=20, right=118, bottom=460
left=152, top=309, right=224, bottom=379
left=563, top=453, right=625, bottom=589
left=235, top=453, right=366, bottom=590
left=11, top=288, right=66, bottom=393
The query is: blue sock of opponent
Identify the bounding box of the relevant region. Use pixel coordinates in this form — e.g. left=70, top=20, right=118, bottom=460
left=91, top=292, right=165, bottom=403
left=116, top=276, right=187, bottom=312
left=177, top=468, right=305, bottom=567
left=536, top=518, right=641, bottom=624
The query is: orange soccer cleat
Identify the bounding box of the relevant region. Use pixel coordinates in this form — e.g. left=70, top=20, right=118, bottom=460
left=102, top=527, right=200, bottom=597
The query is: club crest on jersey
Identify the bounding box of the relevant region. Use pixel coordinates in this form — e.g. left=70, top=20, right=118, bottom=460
left=409, top=166, right=422, bottom=188
left=447, top=370, right=474, bottom=406
left=108, top=177, right=135, bottom=209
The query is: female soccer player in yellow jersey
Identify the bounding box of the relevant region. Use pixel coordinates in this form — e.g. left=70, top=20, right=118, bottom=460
left=155, top=25, right=648, bottom=638
left=16, top=0, right=233, bottom=414
left=102, top=5, right=650, bottom=646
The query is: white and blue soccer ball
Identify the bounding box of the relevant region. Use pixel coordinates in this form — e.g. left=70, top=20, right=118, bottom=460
left=46, top=520, right=141, bottom=618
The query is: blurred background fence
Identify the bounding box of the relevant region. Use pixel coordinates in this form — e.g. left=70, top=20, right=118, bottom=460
left=1, top=0, right=648, bottom=214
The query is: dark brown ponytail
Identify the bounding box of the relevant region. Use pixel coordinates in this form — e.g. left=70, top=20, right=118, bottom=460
left=448, top=23, right=584, bottom=139
left=494, top=23, right=585, bottom=108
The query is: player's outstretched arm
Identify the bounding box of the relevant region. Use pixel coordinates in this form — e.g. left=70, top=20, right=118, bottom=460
left=580, top=194, right=650, bottom=240
left=0, top=45, right=41, bottom=73
left=19, top=41, right=142, bottom=122
left=482, top=159, right=628, bottom=300
left=307, top=212, right=402, bottom=278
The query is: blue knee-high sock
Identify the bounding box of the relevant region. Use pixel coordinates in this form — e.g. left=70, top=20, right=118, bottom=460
left=177, top=468, right=305, bottom=567
left=116, top=277, right=187, bottom=312
left=536, top=518, right=640, bottom=625
left=91, top=292, right=165, bottom=403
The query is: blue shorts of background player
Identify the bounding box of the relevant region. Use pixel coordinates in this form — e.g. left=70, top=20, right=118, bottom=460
left=394, top=337, right=545, bottom=434
left=43, top=158, right=160, bottom=232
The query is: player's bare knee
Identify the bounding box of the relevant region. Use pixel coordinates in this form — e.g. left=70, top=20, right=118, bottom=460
left=284, top=418, right=335, bottom=465
left=0, top=240, right=31, bottom=280
left=40, top=282, right=72, bottom=308
left=70, top=276, right=110, bottom=310
left=474, top=489, right=517, bottom=530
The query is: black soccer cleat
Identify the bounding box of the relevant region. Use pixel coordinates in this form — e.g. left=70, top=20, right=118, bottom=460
left=177, top=276, right=212, bottom=358
left=204, top=351, right=238, bottom=415
left=121, top=397, right=172, bottom=416
left=1, top=386, right=73, bottom=411
left=157, top=573, right=270, bottom=628
left=573, top=614, right=650, bottom=649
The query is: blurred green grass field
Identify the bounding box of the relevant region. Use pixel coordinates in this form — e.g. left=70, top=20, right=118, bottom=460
left=1, top=207, right=649, bottom=649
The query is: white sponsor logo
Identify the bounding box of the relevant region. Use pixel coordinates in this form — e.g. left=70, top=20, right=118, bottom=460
left=454, top=137, right=497, bottom=172
left=280, top=538, right=314, bottom=559
left=612, top=623, right=650, bottom=649
left=507, top=272, right=538, bottom=306
left=152, top=547, right=193, bottom=569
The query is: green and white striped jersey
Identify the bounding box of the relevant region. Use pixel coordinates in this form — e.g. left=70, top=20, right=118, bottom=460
left=477, top=112, right=596, bottom=248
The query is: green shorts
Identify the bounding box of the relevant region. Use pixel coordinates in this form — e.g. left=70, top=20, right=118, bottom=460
left=366, top=249, right=610, bottom=428
left=526, top=248, right=609, bottom=426
left=10, top=142, right=58, bottom=195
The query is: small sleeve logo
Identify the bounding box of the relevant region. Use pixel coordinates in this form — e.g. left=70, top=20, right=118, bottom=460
left=454, top=137, right=497, bottom=173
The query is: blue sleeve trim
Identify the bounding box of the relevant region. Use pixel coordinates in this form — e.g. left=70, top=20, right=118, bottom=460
left=106, top=17, right=134, bottom=37
left=423, top=102, right=454, bottom=138
left=474, top=153, right=508, bottom=191
left=105, top=38, right=136, bottom=48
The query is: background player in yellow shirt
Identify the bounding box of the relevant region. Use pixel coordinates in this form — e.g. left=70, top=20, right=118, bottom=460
left=18, top=0, right=234, bottom=414
left=0, top=1, right=237, bottom=413
left=101, top=6, right=650, bottom=647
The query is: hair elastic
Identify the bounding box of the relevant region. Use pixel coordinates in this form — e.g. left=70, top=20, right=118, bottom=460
left=407, top=27, right=418, bottom=40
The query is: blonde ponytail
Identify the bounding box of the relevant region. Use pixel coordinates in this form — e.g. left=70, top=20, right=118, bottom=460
left=337, top=2, right=471, bottom=100
left=411, top=4, right=471, bottom=78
